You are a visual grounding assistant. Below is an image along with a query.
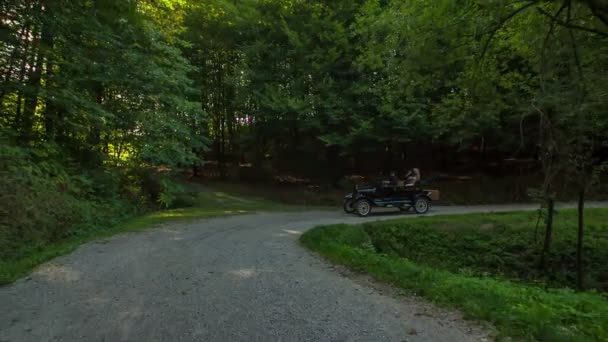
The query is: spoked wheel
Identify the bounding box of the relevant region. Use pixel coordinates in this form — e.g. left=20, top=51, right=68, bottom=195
left=413, top=197, right=430, bottom=214
left=343, top=199, right=355, bottom=214
left=354, top=199, right=372, bottom=217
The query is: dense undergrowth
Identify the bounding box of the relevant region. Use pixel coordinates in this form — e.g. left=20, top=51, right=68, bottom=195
left=365, top=210, right=608, bottom=291
left=1, top=144, right=134, bottom=262
left=0, top=145, right=168, bottom=282
left=300, top=210, right=608, bottom=341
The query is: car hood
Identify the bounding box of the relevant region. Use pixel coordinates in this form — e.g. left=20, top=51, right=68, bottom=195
left=345, top=184, right=376, bottom=199
left=355, top=184, right=376, bottom=191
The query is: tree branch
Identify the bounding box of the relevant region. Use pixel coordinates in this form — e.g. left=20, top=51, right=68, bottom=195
left=587, top=0, right=608, bottom=27
left=481, top=1, right=540, bottom=59
left=567, top=0, right=585, bottom=88
left=540, top=1, right=568, bottom=92
left=537, top=7, right=608, bottom=38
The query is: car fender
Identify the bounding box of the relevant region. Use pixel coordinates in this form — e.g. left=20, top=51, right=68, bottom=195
left=414, top=194, right=432, bottom=203
left=355, top=193, right=375, bottom=204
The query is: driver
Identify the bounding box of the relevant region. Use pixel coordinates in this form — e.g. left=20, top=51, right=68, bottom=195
left=381, top=171, right=398, bottom=187
left=388, top=171, right=398, bottom=185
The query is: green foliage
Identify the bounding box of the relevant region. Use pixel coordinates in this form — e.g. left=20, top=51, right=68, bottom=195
left=0, top=0, right=208, bottom=278
left=173, top=0, right=608, bottom=180
left=301, top=211, right=608, bottom=341
left=158, top=179, right=179, bottom=209
left=0, top=140, right=134, bottom=260
left=3, top=1, right=608, bottom=183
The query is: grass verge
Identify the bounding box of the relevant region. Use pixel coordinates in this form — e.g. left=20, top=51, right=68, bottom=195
left=0, top=188, right=311, bottom=285
left=363, top=210, right=608, bottom=291
left=300, top=212, right=608, bottom=341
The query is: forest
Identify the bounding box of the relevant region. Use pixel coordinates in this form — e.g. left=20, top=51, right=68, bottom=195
left=1, top=0, right=608, bottom=285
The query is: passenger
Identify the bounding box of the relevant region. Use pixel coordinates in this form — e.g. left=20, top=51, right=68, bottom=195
left=405, top=168, right=421, bottom=187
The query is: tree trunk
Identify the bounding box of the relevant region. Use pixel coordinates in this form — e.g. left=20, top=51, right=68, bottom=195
left=533, top=204, right=542, bottom=244
left=0, top=23, right=29, bottom=103
left=539, top=197, right=554, bottom=271
left=42, top=11, right=57, bottom=141
left=576, top=188, right=585, bottom=290
left=213, top=117, right=221, bottom=161
left=326, top=145, right=341, bottom=187
left=14, top=25, right=32, bottom=132
left=21, top=46, right=44, bottom=143
left=192, top=164, right=199, bottom=177
left=43, top=60, right=57, bottom=140
left=219, top=114, right=226, bottom=179
left=86, top=85, right=104, bottom=165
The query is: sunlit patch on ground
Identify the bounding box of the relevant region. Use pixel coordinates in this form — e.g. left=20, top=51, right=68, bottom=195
left=160, top=227, right=182, bottom=234
left=222, top=210, right=249, bottom=214
left=213, top=192, right=255, bottom=203
left=148, top=209, right=250, bottom=222
left=153, top=211, right=187, bottom=218
left=86, top=294, right=110, bottom=305
left=36, top=263, right=81, bottom=283
left=277, top=229, right=304, bottom=237
left=276, top=228, right=304, bottom=237
left=227, top=268, right=257, bottom=279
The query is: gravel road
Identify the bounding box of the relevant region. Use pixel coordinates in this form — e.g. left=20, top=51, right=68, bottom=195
left=2, top=203, right=605, bottom=342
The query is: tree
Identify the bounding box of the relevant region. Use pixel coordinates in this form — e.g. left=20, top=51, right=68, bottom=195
left=480, top=0, right=608, bottom=284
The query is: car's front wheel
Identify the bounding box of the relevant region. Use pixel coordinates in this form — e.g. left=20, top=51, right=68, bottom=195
left=343, top=199, right=355, bottom=214
left=354, top=199, right=372, bottom=217
left=413, top=197, right=430, bottom=214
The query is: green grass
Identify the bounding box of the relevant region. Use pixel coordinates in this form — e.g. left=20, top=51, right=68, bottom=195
left=0, top=188, right=311, bottom=285
left=300, top=210, right=608, bottom=341
left=202, top=180, right=345, bottom=207
left=195, top=187, right=331, bottom=212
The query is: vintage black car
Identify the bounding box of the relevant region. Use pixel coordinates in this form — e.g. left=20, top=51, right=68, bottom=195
left=343, top=181, right=439, bottom=217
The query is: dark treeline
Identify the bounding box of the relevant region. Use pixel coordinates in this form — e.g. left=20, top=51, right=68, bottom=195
left=178, top=1, right=608, bottom=183
left=1, top=0, right=607, bottom=285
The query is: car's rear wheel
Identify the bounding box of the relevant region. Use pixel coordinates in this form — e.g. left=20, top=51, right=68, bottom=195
left=343, top=199, right=355, bottom=214
left=413, top=197, right=430, bottom=214
left=354, top=199, right=372, bottom=217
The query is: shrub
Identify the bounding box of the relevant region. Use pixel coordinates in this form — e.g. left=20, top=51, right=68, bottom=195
left=0, top=143, right=134, bottom=261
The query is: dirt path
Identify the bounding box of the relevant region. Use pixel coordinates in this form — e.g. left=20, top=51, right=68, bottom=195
left=2, top=203, right=605, bottom=342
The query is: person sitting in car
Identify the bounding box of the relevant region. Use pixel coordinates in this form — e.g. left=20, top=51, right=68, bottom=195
left=380, top=171, right=399, bottom=188
left=389, top=171, right=398, bottom=185
left=404, top=168, right=421, bottom=187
